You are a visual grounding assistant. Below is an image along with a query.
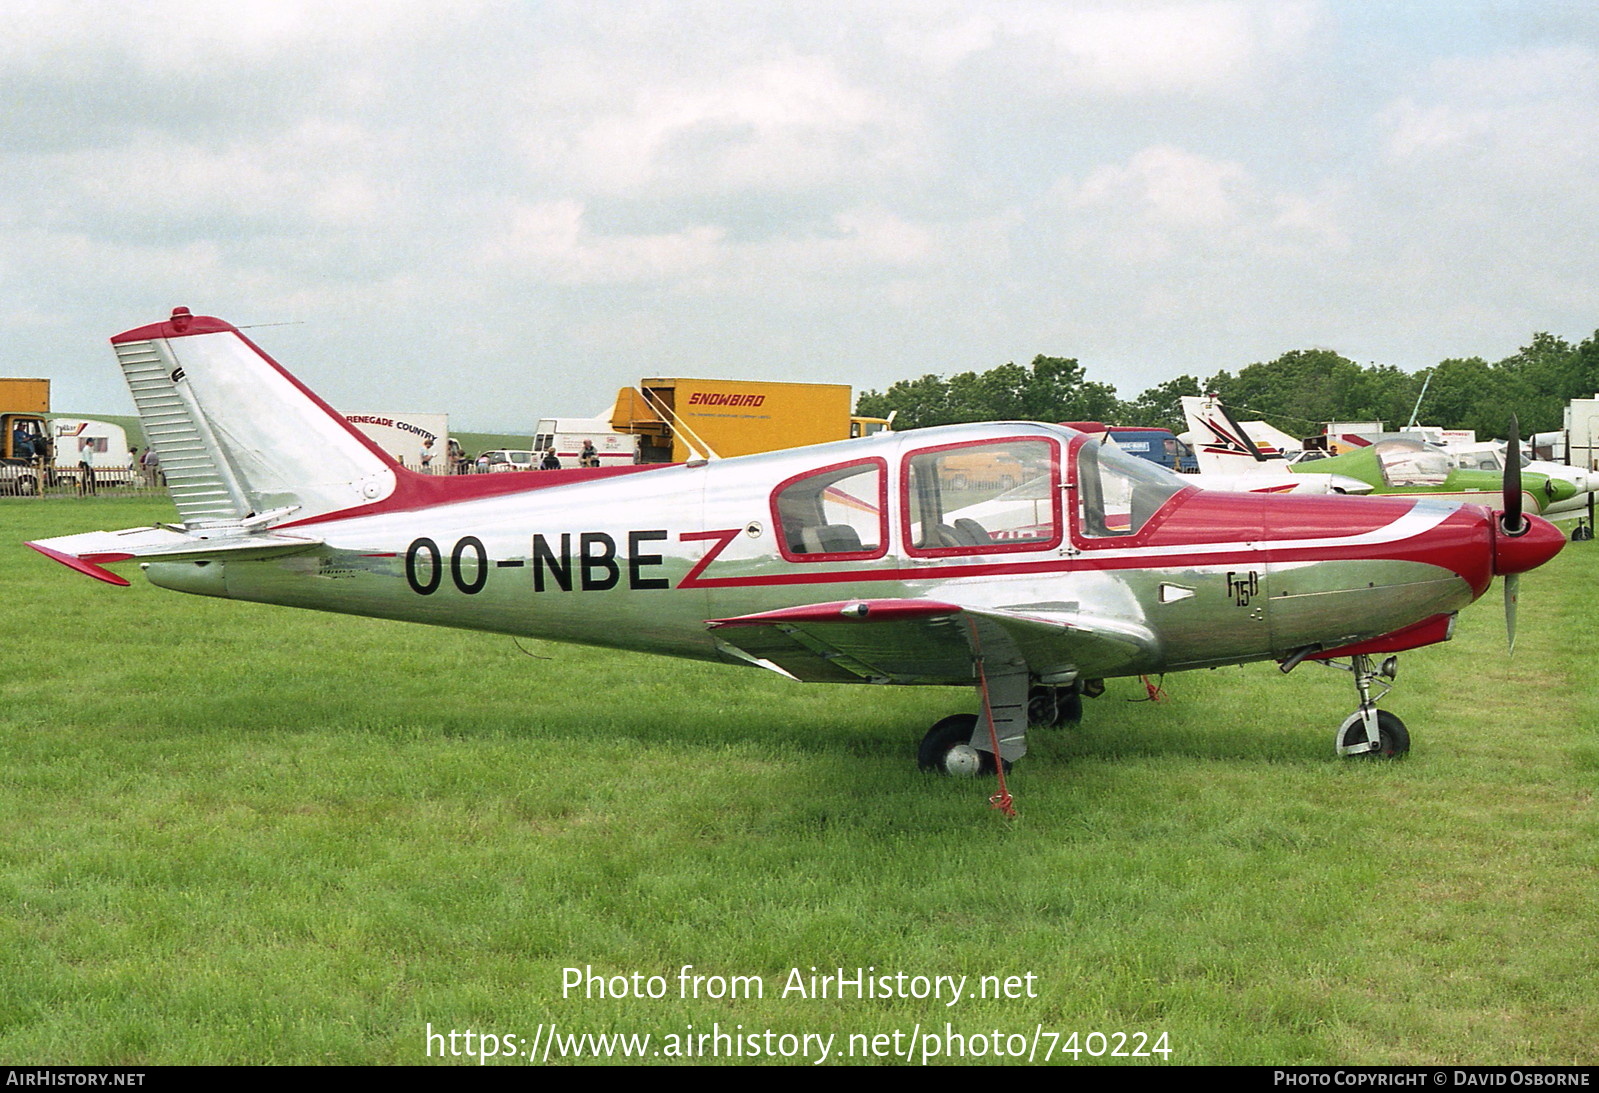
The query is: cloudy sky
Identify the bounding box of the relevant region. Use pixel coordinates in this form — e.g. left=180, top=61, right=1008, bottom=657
left=4, top=1, right=1598, bottom=430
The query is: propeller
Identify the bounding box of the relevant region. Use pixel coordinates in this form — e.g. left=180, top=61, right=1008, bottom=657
left=1502, top=414, right=1526, bottom=536
left=1489, top=417, right=1569, bottom=654
left=1502, top=415, right=1527, bottom=652
left=1505, top=572, right=1519, bottom=653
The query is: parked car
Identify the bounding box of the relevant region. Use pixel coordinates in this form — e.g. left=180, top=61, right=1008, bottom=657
left=475, top=449, right=537, bottom=472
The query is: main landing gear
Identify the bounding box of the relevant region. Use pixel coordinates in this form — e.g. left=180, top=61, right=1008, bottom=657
left=1026, top=684, right=1083, bottom=729
left=917, top=714, right=1006, bottom=776
left=917, top=681, right=1092, bottom=777
left=1328, top=654, right=1411, bottom=758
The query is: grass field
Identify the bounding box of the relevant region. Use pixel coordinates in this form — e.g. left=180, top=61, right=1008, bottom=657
left=3, top=497, right=1595, bottom=1066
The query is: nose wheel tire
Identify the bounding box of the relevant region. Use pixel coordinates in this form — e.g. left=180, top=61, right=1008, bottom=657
left=1336, top=709, right=1410, bottom=758
left=918, top=714, right=1011, bottom=776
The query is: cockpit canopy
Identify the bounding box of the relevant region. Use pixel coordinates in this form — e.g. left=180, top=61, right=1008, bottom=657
left=769, top=427, right=1190, bottom=560
left=1373, top=439, right=1453, bottom=488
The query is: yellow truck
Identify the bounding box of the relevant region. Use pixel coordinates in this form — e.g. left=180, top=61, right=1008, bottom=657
left=610, top=377, right=890, bottom=463
left=2, top=378, right=51, bottom=494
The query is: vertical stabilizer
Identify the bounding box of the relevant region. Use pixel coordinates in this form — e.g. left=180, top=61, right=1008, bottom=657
left=1180, top=394, right=1282, bottom=476
left=112, top=309, right=397, bottom=527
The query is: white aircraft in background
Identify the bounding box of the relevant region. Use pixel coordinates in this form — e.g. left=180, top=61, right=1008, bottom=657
left=1075, top=417, right=1371, bottom=496
left=1178, top=395, right=1372, bottom=494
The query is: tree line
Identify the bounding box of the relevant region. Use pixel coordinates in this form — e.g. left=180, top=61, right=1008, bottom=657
left=854, top=331, right=1599, bottom=441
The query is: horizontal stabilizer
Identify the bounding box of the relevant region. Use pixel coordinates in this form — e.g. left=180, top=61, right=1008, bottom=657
left=26, top=524, right=322, bottom=583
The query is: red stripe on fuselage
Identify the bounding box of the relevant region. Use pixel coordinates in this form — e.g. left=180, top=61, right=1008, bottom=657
left=676, top=493, right=1496, bottom=595
left=679, top=528, right=743, bottom=587
left=278, top=463, right=667, bottom=528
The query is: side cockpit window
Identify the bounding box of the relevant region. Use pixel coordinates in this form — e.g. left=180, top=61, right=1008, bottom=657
left=1076, top=439, right=1185, bottom=538
left=903, top=439, right=1061, bottom=555
left=771, top=460, right=887, bottom=561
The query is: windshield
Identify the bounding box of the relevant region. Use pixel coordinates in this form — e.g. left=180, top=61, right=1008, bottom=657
left=1450, top=447, right=1503, bottom=473
left=1375, top=439, right=1452, bottom=487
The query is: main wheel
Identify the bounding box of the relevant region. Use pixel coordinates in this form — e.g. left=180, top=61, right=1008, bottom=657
left=917, top=714, right=1009, bottom=776
left=1337, top=710, right=1410, bottom=758
left=1027, top=686, right=1083, bottom=727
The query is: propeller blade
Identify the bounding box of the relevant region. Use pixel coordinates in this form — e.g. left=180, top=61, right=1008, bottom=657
left=1505, top=573, right=1519, bottom=654
left=1503, top=414, right=1525, bottom=534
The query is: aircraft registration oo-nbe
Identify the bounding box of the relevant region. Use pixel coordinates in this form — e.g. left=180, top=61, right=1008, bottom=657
left=28, top=309, right=1567, bottom=811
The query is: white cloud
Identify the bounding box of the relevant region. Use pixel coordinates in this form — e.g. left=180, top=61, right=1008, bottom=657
left=480, top=200, right=725, bottom=285
left=1382, top=46, right=1599, bottom=178
left=4, top=2, right=1599, bottom=426
left=47, top=122, right=401, bottom=230
left=1070, top=145, right=1253, bottom=227
left=890, top=1, right=1321, bottom=97
left=0, top=0, right=470, bottom=73
left=533, top=57, right=923, bottom=197
left=884, top=14, right=998, bottom=72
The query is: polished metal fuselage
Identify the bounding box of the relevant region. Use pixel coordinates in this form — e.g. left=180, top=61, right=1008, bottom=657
left=145, top=423, right=1485, bottom=685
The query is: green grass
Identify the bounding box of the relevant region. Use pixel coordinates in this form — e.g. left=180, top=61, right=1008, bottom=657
left=2, top=497, right=1596, bottom=1065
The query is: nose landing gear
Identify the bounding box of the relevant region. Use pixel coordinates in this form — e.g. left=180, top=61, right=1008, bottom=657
left=1328, top=654, right=1410, bottom=758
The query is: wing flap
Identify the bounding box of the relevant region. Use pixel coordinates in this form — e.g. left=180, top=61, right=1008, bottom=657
left=705, top=598, right=1160, bottom=684
left=708, top=599, right=970, bottom=682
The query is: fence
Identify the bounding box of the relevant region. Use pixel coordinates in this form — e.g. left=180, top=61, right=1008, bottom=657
left=1, top=461, right=164, bottom=498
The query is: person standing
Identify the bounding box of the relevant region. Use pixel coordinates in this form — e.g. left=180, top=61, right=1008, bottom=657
left=77, top=437, right=97, bottom=496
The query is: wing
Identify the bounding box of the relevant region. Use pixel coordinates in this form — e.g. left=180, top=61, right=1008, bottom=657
left=705, top=598, right=1159, bottom=684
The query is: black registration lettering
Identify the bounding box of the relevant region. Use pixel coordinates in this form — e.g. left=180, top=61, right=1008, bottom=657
left=628, top=530, right=670, bottom=590
left=530, top=529, right=672, bottom=592
left=579, top=532, right=619, bottom=591
left=450, top=536, right=488, bottom=595
left=532, top=533, right=572, bottom=591
left=405, top=538, right=442, bottom=595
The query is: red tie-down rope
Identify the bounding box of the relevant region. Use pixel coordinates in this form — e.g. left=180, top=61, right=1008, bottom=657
left=966, top=619, right=1017, bottom=818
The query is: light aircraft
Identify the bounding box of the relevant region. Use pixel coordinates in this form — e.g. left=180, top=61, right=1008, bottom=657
left=26, top=311, right=1567, bottom=810
left=1181, top=395, right=1578, bottom=514
left=1445, top=440, right=1595, bottom=527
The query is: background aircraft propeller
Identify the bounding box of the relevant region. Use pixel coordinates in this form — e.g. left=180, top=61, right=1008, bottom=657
left=1503, top=415, right=1527, bottom=651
